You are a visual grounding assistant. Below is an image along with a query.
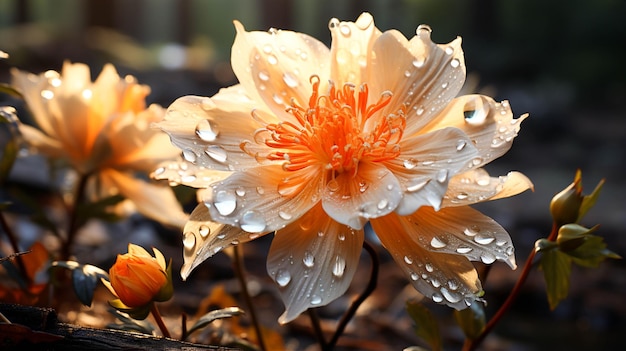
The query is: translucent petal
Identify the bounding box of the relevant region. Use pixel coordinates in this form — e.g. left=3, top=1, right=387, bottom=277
left=157, top=90, right=266, bottom=172
left=384, top=127, right=479, bottom=215
left=101, top=169, right=188, bottom=228
left=443, top=169, right=534, bottom=207
left=231, top=21, right=331, bottom=123
left=322, top=162, right=402, bottom=230
left=205, top=164, right=323, bottom=234
left=409, top=206, right=516, bottom=269
left=371, top=29, right=465, bottom=132
left=371, top=213, right=482, bottom=309
left=180, top=204, right=247, bottom=279
left=16, top=123, right=65, bottom=158
left=328, top=12, right=381, bottom=87
left=267, top=204, right=364, bottom=324
left=420, top=94, right=528, bottom=168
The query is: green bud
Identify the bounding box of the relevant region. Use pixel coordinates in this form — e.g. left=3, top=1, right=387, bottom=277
left=154, top=258, right=174, bottom=302
left=550, top=171, right=583, bottom=226
left=556, top=223, right=594, bottom=252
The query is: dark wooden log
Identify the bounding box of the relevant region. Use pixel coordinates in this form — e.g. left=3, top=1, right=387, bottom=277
left=0, top=303, right=238, bottom=350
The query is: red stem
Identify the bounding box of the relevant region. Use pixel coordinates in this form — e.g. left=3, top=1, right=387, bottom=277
left=151, top=303, right=171, bottom=338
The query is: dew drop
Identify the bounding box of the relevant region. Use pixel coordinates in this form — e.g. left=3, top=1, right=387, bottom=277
left=456, top=139, right=467, bottom=151
left=430, top=237, right=447, bottom=248
left=450, top=58, right=460, bottom=68
left=441, top=287, right=462, bottom=303
left=456, top=247, right=473, bottom=254
left=195, top=119, right=219, bottom=142
left=205, top=145, right=228, bottom=163
left=272, top=93, right=284, bottom=105
left=404, top=255, right=413, bottom=265
left=235, top=187, right=246, bottom=196
left=404, top=70, right=411, bottom=78
left=339, top=24, right=351, bottom=36
left=474, top=234, right=495, bottom=245
left=410, top=272, right=419, bottom=281
left=412, top=58, right=425, bottom=68
left=182, top=149, right=197, bottom=163
left=416, top=106, right=425, bottom=115
left=463, top=96, right=489, bottom=126
left=183, top=232, right=196, bottom=250
left=463, top=225, right=480, bottom=237
left=214, top=190, right=237, bottom=216
left=240, top=210, right=266, bottom=233
left=480, top=253, right=497, bottom=264
left=403, top=158, right=418, bottom=169
left=267, top=54, right=278, bottom=65
left=445, top=46, right=454, bottom=55
left=198, top=225, right=210, bottom=238
left=338, top=232, right=346, bottom=241
left=181, top=175, right=197, bottom=183
left=332, top=256, right=346, bottom=277
left=282, top=72, right=299, bottom=88
left=310, top=295, right=322, bottom=305
left=275, top=269, right=291, bottom=287
left=448, top=280, right=459, bottom=290
left=303, top=251, right=315, bottom=267
left=256, top=186, right=265, bottom=195
left=262, top=44, right=272, bottom=54
left=278, top=211, right=292, bottom=220
left=406, top=179, right=430, bottom=192
left=425, top=263, right=434, bottom=272
left=258, top=70, right=270, bottom=81
left=432, top=293, right=444, bottom=303
left=431, top=278, right=441, bottom=288
left=377, top=199, right=388, bottom=210
left=436, top=169, right=448, bottom=183
left=456, top=192, right=469, bottom=200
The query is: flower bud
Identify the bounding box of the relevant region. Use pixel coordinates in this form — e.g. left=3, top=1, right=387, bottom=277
left=105, top=244, right=172, bottom=308
left=549, top=176, right=583, bottom=227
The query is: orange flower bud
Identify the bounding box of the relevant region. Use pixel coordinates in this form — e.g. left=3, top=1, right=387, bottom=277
left=107, top=244, right=168, bottom=308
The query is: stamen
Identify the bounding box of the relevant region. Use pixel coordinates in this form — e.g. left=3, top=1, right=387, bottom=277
left=246, top=76, right=406, bottom=175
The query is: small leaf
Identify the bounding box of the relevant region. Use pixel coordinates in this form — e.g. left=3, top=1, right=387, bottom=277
left=406, top=301, right=442, bottom=351
left=454, top=302, right=486, bottom=340
left=568, top=234, right=621, bottom=268
left=578, top=178, right=604, bottom=222
left=106, top=308, right=155, bottom=335
left=186, top=307, right=245, bottom=339
left=538, top=248, right=572, bottom=310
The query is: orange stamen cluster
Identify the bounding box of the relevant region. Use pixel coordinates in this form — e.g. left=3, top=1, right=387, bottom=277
left=259, top=75, right=406, bottom=176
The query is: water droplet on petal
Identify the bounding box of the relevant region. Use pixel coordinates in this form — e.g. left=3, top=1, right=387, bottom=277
left=406, top=179, right=430, bottom=192
left=456, top=139, right=467, bottom=151
left=256, top=186, right=265, bottom=194
left=339, top=23, right=351, bottom=36
left=456, top=247, right=473, bottom=254
left=425, top=263, right=434, bottom=272
left=456, top=192, right=469, bottom=200
left=412, top=58, right=425, bottom=68
left=258, top=70, right=270, bottom=81
left=214, top=190, right=237, bottom=216
left=275, top=269, right=291, bottom=287
left=303, top=251, right=315, bottom=267
left=199, top=225, right=210, bottom=238
left=377, top=199, right=388, bottom=210
left=278, top=211, right=292, bottom=220
left=182, top=149, right=197, bottom=163
left=183, top=232, right=196, bottom=250
left=432, top=293, right=444, bottom=303
left=480, top=253, right=496, bottom=264
left=436, top=169, right=448, bottom=183
left=240, top=210, right=266, bottom=233
left=332, top=256, right=346, bottom=277
left=235, top=187, right=246, bottom=196
left=474, top=234, right=495, bottom=245
left=463, top=96, right=489, bottom=126
left=283, top=72, right=299, bottom=88
left=410, top=272, right=419, bottom=281
left=441, top=287, right=462, bottom=303
left=445, top=46, right=454, bottom=55
left=430, top=237, right=447, bottom=248
left=464, top=225, right=481, bottom=237
left=267, top=54, right=278, bottom=65
left=450, top=58, right=460, bottom=68
left=195, top=119, right=219, bottom=142
left=205, top=145, right=228, bottom=163
left=403, top=158, right=418, bottom=169
left=310, top=295, right=322, bottom=305
left=404, top=256, right=413, bottom=264
left=448, top=280, right=459, bottom=290
left=431, top=278, right=441, bottom=288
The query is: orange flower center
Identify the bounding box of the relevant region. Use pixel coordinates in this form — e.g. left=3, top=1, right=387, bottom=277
left=258, top=76, right=406, bottom=176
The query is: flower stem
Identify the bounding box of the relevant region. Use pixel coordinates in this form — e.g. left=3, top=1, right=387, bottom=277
left=233, top=244, right=267, bottom=351
left=0, top=210, right=28, bottom=278
left=151, top=303, right=171, bottom=338
left=308, top=308, right=328, bottom=349
left=463, top=222, right=559, bottom=351
left=324, top=240, right=379, bottom=351
left=61, top=173, right=90, bottom=261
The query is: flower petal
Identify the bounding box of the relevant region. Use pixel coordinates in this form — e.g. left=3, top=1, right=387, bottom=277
left=328, top=12, right=381, bottom=86
left=16, top=123, right=65, bottom=158
left=385, top=127, right=479, bottom=215
left=152, top=158, right=231, bottom=189
left=420, top=94, right=528, bottom=167
left=180, top=203, right=247, bottom=279
left=231, top=20, right=330, bottom=121
left=101, top=169, right=187, bottom=228
left=371, top=213, right=482, bottom=309
left=410, top=206, right=516, bottom=269
left=443, top=169, right=534, bottom=207
left=267, top=204, right=364, bottom=324
left=157, top=86, right=266, bottom=172
left=371, top=27, right=465, bottom=131
left=322, top=162, right=402, bottom=230
left=205, top=164, right=322, bottom=234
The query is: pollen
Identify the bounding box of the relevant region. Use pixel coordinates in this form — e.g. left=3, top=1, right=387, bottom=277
left=255, top=75, right=406, bottom=176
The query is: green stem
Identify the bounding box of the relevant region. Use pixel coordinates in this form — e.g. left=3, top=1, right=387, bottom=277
left=61, top=173, right=90, bottom=261
left=307, top=308, right=328, bottom=350
left=324, top=240, right=379, bottom=351
left=463, top=223, right=559, bottom=351
left=150, top=303, right=171, bottom=338
left=233, top=244, right=267, bottom=351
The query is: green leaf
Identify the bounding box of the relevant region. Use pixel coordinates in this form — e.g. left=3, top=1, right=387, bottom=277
left=406, top=301, right=442, bottom=351
left=106, top=308, right=155, bottom=335
left=453, top=302, right=486, bottom=340
left=539, top=248, right=572, bottom=310
left=108, top=299, right=152, bottom=320
left=185, top=307, right=246, bottom=339
left=51, top=261, right=109, bottom=306
left=0, top=107, right=20, bottom=184
left=568, top=234, right=621, bottom=268
left=577, top=178, right=604, bottom=222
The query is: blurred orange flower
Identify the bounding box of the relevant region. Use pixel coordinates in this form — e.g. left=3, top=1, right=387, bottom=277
left=11, top=62, right=186, bottom=227
left=157, top=13, right=533, bottom=323
left=103, top=243, right=172, bottom=308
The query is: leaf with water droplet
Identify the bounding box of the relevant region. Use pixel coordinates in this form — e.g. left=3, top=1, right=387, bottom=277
left=406, top=301, right=442, bottom=351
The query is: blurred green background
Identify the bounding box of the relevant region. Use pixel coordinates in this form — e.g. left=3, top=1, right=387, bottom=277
left=1, top=1, right=625, bottom=350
